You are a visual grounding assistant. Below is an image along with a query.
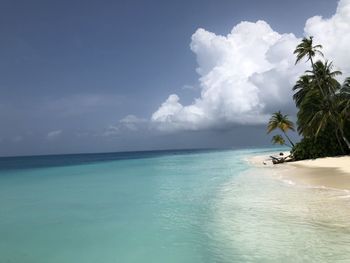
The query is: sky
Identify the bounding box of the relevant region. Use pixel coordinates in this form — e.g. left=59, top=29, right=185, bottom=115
left=0, top=0, right=347, bottom=156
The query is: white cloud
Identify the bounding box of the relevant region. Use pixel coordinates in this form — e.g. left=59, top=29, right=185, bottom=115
left=102, top=115, right=148, bottom=136
left=119, top=115, right=147, bottom=131
left=152, top=0, right=350, bottom=132
left=304, top=0, right=350, bottom=78
left=47, top=130, right=62, bottom=140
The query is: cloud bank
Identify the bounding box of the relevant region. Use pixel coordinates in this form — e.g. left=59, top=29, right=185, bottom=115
left=151, top=0, right=350, bottom=132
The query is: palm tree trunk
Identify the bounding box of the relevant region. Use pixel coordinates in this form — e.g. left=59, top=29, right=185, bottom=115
left=340, top=129, right=350, bottom=150
left=283, top=131, right=295, bottom=147
left=310, top=56, right=325, bottom=97
left=335, top=130, right=345, bottom=154
left=343, top=136, right=350, bottom=150
left=310, top=56, right=314, bottom=71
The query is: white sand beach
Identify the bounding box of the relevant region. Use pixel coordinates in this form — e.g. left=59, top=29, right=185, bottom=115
left=250, top=152, right=350, bottom=190
left=284, top=156, right=350, bottom=190
left=290, top=156, right=350, bottom=174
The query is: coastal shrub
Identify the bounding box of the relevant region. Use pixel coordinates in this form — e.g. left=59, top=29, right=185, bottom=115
left=291, top=127, right=350, bottom=160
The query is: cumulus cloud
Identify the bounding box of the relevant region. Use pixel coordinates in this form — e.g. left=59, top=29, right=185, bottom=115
left=47, top=130, right=62, bottom=140
left=304, top=0, right=350, bottom=77
left=152, top=0, right=350, bottom=132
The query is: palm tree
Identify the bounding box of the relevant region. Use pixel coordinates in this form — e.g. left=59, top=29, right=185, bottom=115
left=290, top=38, right=350, bottom=157
left=305, top=60, right=342, bottom=96
left=297, top=88, right=334, bottom=135
left=337, top=77, right=350, bottom=149
left=303, top=95, right=348, bottom=152
left=267, top=111, right=295, bottom=147
left=339, top=77, right=350, bottom=121
left=297, top=86, right=350, bottom=152
left=294, top=37, right=324, bottom=96
left=294, top=61, right=350, bottom=150
left=271, top=134, right=291, bottom=148
left=294, top=36, right=323, bottom=69
left=293, top=75, right=313, bottom=108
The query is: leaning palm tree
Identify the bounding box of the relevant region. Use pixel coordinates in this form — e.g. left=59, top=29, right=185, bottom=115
left=267, top=111, right=295, bottom=147
left=271, top=134, right=291, bottom=148
left=294, top=36, right=323, bottom=69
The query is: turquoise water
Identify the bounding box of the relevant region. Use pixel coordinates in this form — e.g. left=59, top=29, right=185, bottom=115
left=1, top=148, right=350, bottom=262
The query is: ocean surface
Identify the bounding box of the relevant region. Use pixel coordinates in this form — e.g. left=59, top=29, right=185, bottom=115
left=1, top=148, right=350, bottom=263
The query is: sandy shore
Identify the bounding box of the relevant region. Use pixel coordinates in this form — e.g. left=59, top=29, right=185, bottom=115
left=249, top=152, right=350, bottom=191
left=284, top=156, right=350, bottom=190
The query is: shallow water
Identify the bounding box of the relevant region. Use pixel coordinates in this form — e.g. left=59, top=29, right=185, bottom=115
left=0, top=149, right=350, bottom=262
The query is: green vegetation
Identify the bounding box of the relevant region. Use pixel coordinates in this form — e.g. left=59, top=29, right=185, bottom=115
left=267, top=111, right=295, bottom=147
left=271, top=135, right=288, bottom=147
left=268, top=36, right=350, bottom=160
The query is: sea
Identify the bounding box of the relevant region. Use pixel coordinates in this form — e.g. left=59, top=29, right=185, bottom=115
left=1, top=148, right=350, bottom=263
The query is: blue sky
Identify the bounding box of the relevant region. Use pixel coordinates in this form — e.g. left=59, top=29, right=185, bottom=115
left=0, top=0, right=343, bottom=156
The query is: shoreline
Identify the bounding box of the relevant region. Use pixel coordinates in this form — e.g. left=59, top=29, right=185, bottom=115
left=249, top=152, right=350, bottom=191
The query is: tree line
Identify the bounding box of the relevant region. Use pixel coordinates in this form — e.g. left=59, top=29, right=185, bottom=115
left=267, top=37, right=350, bottom=160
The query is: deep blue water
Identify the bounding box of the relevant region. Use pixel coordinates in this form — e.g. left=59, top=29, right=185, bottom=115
left=0, top=149, right=215, bottom=171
